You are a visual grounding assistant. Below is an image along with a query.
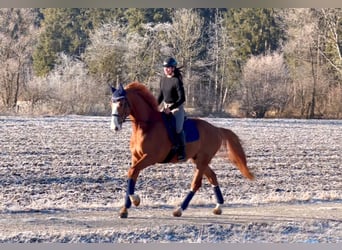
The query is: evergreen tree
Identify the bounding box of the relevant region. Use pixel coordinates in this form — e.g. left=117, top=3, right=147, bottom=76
left=124, top=8, right=172, bottom=33
left=33, top=8, right=124, bottom=76
left=33, top=9, right=83, bottom=76
left=225, top=8, right=285, bottom=63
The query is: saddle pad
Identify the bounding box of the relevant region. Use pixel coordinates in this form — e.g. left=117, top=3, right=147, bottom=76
left=183, top=118, right=199, bottom=142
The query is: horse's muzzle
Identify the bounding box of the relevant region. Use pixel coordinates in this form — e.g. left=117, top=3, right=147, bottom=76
left=111, top=124, right=121, bottom=131
left=111, top=114, right=122, bottom=131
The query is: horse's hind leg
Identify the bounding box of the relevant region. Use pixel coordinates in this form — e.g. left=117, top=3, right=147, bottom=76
left=204, top=166, right=224, bottom=215
left=173, top=167, right=205, bottom=217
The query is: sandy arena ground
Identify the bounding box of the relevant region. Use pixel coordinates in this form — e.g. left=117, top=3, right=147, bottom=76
left=0, top=115, right=341, bottom=242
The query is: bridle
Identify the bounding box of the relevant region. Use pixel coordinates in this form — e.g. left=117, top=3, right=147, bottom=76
left=111, top=91, right=160, bottom=127
left=112, top=96, right=131, bottom=125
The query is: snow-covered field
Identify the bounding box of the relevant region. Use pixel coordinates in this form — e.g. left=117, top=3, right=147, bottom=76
left=0, top=115, right=341, bottom=242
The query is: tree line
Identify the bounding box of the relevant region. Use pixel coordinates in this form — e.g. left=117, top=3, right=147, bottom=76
left=0, top=8, right=341, bottom=118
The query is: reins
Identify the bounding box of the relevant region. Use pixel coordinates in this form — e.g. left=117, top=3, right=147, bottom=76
left=112, top=96, right=158, bottom=125
left=112, top=96, right=131, bottom=124
left=111, top=83, right=163, bottom=126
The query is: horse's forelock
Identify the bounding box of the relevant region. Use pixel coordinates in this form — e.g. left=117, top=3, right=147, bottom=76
left=125, top=82, right=159, bottom=111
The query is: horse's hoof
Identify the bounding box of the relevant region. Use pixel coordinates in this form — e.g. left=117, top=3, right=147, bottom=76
left=213, top=204, right=222, bottom=215
left=119, top=207, right=128, bottom=218
left=129, top=194, right=140, bottom=206
left=213, top=207, right=222, bottom=215
left=173, top=207, right=182, bottom=217
left=119, top=212, right=128, bottom=218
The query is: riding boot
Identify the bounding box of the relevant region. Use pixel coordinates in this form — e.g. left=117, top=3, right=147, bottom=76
left=177, top=131, right=186, bottom=161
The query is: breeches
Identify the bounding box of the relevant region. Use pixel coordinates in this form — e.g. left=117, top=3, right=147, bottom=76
left=162, top=103, right=185, bottom=133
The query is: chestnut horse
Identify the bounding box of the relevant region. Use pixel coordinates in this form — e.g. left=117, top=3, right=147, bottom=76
left=111, top=82, right=254, bottom=218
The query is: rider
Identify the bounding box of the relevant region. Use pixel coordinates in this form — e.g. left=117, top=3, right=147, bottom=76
left=157, top=57, right=186, bottom=161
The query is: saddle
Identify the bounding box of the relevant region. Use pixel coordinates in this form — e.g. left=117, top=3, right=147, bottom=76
left=161, top=112, right=199, bottom=163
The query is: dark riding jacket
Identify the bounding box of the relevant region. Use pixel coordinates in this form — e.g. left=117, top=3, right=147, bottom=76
left=157, top=76, right=185, bottom=110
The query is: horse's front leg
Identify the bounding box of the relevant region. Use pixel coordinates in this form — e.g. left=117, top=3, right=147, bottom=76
left=119, top=153, right=155, bottom=218
left=119, top=178, right=139, bottom=218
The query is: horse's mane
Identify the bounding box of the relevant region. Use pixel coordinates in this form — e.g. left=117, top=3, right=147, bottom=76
left=125, top=82, right=159, bottom=111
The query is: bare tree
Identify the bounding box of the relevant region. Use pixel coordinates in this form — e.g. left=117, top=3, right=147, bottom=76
left=317, top=8, right=342, bottom=118
left=27, top=53, right=107, bottom=115
left=163, top=9, right=204, bottom=107
left=283, top=8, right=342, bottom=118
left=84, top=21, right=163, bottom=91
left=84, top=22, right=129, bottom=86
left=0, top=8, right=37, bottom=111
left=206, top=9, right=235, bottom=113
left=284, top=9, right=318, bottom=118
left=318, top=8, right=342, bottom=76
left=55, top=53, right=106, bottom=114
left=123, top=22, right=165, bottom=86
left=242, top=52, right=290, bottom=118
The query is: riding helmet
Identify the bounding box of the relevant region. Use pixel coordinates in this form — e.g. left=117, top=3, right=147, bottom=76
left=163, top=57, right=177, bottom=67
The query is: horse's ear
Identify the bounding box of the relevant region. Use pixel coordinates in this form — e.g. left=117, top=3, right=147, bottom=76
left=119, top=83, right=124, bottom=90
left=111, top=86, right=116, bottom=93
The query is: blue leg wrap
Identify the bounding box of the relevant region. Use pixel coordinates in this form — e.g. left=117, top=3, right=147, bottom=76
left=213, top=186, right=224, bottom=204
left=124, top=178, right=135, bottom=208
left=125, top=196, right=132, bottom=208
left=181, top=191, right=195, bottom=210
left=127, top=178, right=135, bottom=195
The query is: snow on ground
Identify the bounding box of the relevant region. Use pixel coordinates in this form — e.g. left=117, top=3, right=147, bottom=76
left=0, top=115, right=341, bottom=242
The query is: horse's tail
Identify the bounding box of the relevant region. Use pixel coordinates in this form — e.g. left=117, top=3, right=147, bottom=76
left=219, top=128, right=254, bottom=180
